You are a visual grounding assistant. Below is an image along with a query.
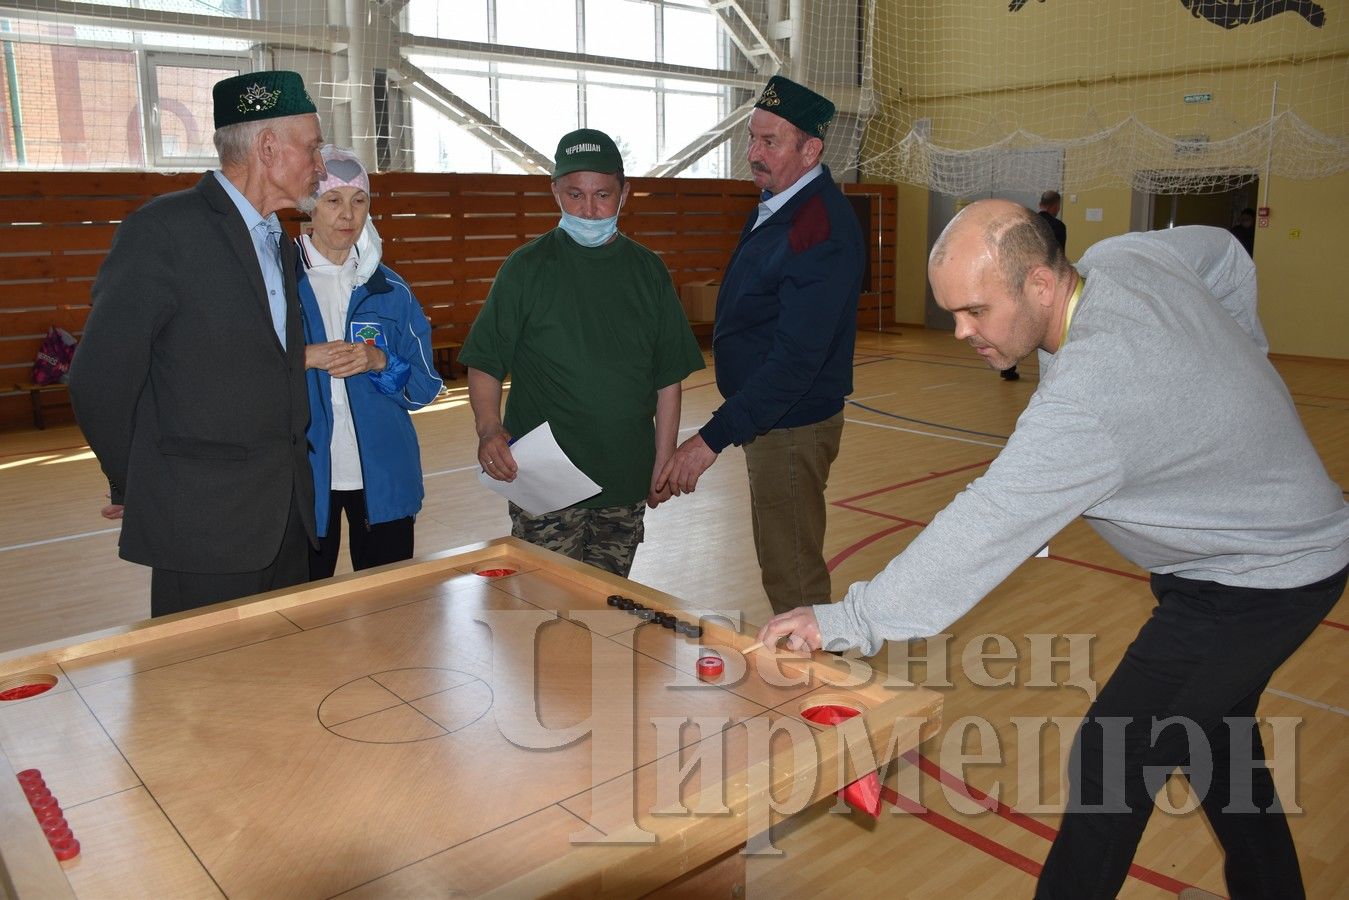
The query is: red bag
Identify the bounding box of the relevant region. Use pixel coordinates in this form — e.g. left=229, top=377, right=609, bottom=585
left=32, top=326, right=77, bottom=385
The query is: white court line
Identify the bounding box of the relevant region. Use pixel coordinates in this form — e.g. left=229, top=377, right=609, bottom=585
left=1265, top=687, right=1348, bottom=718
left=845, top=416, right=1006, bottom=449
left=424, top=463, right=482, bottom=479
left=7, top=423, right=994, bottom=554
left=922, top=383, right=957, bottom=391
left=0, top=527, right=121, bottom=554
left=4, top=467, right=483, bottom=555
left=848, top=393, right=895, bottom=404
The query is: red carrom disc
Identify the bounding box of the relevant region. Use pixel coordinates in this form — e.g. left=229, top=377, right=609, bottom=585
left=474, top=568, right=516, bottom=577
left=33, top=802, right=64, bottom=823
left=16, top=769, right=44, bottom=785
left=50, top=836, right=80, bottom=861
left=41, top=817, right=70, bottom=840
left=28, top=792, right=59, bottom=813
left=696, top=656, right=724, bottom=680
left=24, top=785, right=53, bottom=805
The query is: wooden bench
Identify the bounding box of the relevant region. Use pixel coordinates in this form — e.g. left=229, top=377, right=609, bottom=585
left=431, top=337, right=461, bottom=380
left=15, top=382, right=70, bottom=430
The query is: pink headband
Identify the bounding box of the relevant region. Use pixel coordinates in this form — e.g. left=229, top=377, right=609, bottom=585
left=316, top=145, right=370, bottom=196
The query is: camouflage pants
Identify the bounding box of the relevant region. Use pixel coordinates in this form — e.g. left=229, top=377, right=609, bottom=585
left=508, top=501, right=646, bottom=578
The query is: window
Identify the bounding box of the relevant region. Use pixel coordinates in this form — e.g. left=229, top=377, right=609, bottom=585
left=0, top=2, right=254, bottom=169
left=406, top=0, right=729, bottom=176
left=147, top=57, right=246, bottom=166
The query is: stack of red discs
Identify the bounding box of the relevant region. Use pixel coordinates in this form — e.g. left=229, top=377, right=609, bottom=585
left=16, top=769, right=80, bottom=861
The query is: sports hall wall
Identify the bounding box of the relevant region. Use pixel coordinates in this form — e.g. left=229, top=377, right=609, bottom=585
left=870, top=0, right=1349, bottom=360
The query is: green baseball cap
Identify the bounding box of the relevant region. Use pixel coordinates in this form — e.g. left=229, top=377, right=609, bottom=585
left=213, top=70, right=317, bottom=130
left=553, top=128, right=624, bottom=178
left=754, top=75, right=835, bottom=139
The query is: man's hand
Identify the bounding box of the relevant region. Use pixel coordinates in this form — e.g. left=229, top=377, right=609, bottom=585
left=647, top=473, right=673, bottom=509
left=655, top=433, right=718, bottom=496
left=756, top=606, right=823, bottom=654
left=305, top=341, right=386, bottom=378
left=101, top=504, right=124, bottom=520
left=478, top=425, right=517, bottom=482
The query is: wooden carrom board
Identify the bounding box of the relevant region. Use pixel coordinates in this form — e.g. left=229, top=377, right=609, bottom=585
left=0, top=538, right=942, bottom=898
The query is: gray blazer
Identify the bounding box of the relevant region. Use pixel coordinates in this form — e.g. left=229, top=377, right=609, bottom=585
left=71, top=173, right=317, bottom=573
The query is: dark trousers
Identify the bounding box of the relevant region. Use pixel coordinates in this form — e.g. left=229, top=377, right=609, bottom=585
left=309, top=489, right=414, bottom=581
left=1037, top=563, right=1347, bottom=899
left=150, top=491, right=311, bottom=618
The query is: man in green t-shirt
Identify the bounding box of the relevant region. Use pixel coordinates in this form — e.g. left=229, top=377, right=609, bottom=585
left=460, top=128, right=705, bottom=577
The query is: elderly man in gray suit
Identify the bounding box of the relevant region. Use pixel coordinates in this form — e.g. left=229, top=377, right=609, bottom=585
left=71, top=70, right=327, bottom=617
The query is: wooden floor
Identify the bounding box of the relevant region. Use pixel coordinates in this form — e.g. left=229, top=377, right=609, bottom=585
left=1, top=327, right=1346, bottom=898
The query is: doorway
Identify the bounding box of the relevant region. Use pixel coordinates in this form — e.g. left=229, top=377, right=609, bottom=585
left=1131, top=174, right=1259, bottom=257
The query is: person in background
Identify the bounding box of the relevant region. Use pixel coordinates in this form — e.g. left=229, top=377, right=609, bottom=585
left=1231, top=206, right=1256, bottom=257
left=1002, top=189, right=1067, bottom=382
left=71, top=70, right=324, bottom=616
left=299, top=145, right=442, bottom=579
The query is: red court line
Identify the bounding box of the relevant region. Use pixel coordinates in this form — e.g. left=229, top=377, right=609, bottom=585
left=904, top=750, right=1057, bottom=842
left=835, top=459, right=995, bottom=505
left=833, top=500, right=926, bottom=527
left=826, top=522, right=914, bottom=572
left=1046, top=553, right=1149, bottom=583
left=1321, top=619, right=1349, bottom=631
left=879, top=784, right=1044, bottom=880
left=890, top=752, right=1198, bottom=895
left=1288, top=391, right=1349, bottom=402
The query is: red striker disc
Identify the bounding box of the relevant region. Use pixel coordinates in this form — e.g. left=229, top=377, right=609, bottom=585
left=696, top=656, right=724, bottom=680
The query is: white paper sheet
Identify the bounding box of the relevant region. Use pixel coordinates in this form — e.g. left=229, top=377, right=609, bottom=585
left=476, top=421, right=601, bottom=515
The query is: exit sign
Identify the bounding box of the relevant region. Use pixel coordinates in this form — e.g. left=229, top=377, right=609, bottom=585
left=1184, top=92, right=1213, bottom=104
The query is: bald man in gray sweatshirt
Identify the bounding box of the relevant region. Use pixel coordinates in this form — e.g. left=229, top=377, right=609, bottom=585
left=759, top=200, right=1348, bottom=899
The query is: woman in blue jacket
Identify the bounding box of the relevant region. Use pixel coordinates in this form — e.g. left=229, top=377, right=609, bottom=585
left=298, top=146, right=442, bottom=578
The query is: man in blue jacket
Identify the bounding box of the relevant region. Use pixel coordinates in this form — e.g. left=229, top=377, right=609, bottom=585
left=657, top=76, right=864, bottom=615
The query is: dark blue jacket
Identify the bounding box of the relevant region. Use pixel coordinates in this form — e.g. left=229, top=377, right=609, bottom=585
left=700, top=166, right=863, bottom=453
left=298, top=260, right=442, bottom=534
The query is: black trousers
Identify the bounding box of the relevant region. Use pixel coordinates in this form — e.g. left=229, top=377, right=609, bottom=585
left=309, top=489, right=414, bottom=581
left=1036, top=563, right=1347, bottom=899
left=150, top=490, right=311, bottom=618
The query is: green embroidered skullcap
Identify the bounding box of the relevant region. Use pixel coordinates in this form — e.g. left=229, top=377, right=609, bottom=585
left=553, top=128, right=624, bottom=178
left=213, top=70, right=317, bottom=130
left=754, top=76, right=835, bottom=139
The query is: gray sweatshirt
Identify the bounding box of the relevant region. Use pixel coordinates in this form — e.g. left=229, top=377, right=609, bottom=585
left=815, top=226, right=1349, bottom=656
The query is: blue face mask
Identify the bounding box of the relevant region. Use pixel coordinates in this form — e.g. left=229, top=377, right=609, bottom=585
left=558, top=211, right=618, bottom=247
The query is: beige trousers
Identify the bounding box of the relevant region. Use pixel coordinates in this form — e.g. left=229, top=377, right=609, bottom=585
left=742, top=411, right=844, bottom=615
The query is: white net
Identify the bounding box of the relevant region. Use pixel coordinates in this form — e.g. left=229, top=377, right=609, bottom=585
left=1, top=1, right=1342, bottom=194
left=859, top=0, right=1349, bottom=194
left=0, top=0, right=871, bottom=180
